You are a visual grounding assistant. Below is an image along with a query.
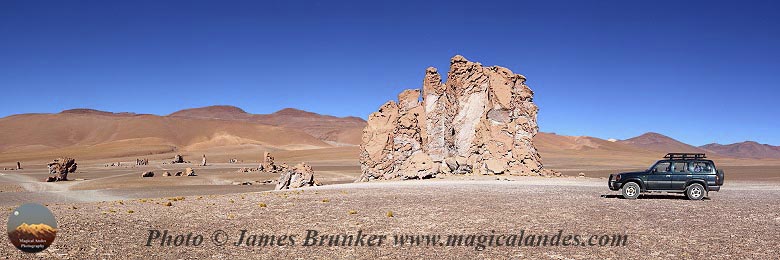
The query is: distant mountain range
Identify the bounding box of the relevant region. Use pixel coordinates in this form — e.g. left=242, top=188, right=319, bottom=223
left=700, top=141, right=780, bottom=159
left=617, top=132, right=707, bottom=154
left=0, top=106, right=366, bottom=161
left=616, top=132, right=780, bottom=159
left=168, top=105, right=365, bottom=145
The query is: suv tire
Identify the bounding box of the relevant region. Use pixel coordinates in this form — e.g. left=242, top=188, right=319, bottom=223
left=621, top=182, right=640, bottom=199
left=685, top=183, right=706, bottom=200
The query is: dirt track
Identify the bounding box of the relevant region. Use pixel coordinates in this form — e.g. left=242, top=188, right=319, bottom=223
left=2, top=177, right=778, bottom=259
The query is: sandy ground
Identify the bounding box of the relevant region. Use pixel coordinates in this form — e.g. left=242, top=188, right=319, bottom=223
left=1, top=177, right=778, bottom=259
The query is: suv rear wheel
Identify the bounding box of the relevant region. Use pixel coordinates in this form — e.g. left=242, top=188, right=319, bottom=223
left=685, top=183, right=706, bottom=200
left=621, top=182, right=640, bottom=199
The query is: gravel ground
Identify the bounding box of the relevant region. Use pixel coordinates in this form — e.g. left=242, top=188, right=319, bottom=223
left=2, top=177, right=779, bottom=259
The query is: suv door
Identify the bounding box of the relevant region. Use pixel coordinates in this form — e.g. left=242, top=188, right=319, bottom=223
left=647, top=161, right=672, bottom=190
left=670, top=161, right=690, bottom=190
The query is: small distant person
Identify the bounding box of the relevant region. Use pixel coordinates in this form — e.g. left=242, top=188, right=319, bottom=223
left=16, top=161, right=21, bottom=170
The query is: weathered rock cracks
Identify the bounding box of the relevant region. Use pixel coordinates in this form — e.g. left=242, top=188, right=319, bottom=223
left=359, top=55, right=555, bottom=181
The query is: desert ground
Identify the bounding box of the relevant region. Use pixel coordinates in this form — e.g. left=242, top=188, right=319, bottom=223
left=1, top=176, right=778, bottom=259
left=1, top=145, right=779, bottom=259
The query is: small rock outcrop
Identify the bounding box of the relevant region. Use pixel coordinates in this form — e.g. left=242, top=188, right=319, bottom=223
left=236, top=167, right=258, bottom=173
left=360, top=55, right=555, bottom=181
left=260, top=152, right=275, bottom=172
left=185, top=168, right=196, bottom=176
left=163, top=171, right=172, bottom=176
left=275, top=162, right=317, bottom=190
left=136, top=158, right=149, bottom=165
left=171, top=155, right=186, bottom=164
left=259, top=152, right=288, bottom=173
left=46, top=157, right=77, bottom=182
left=141, top=171, right=155, bottom=178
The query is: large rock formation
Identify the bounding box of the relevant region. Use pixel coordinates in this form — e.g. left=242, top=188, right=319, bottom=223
left=46, top=157, right=77, bottom=182
left=359, top=55, right=552, bottom=181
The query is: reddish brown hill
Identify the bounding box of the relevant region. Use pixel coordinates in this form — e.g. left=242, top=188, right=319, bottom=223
left=534, top=132, right=664, bottom=168
left=0, top=110, right=330, bottom=161
left=617, top=132, right=706, bottom=153
left=701, top=141, right=780, bottom=159
left=167, top=105, right=249, bottom=119
left=168, top=106, right=366, bottom=145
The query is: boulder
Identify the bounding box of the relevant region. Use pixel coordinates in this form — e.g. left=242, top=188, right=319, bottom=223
left=136, top=158, right=149, bottom=165
left=163, top=171, right=172, bottom=176
left=185, top=168, right=196, bottom=176
left=46, top=157, right=77, bottom=182
left=484, top=159, right=506, bottom=175
left=359, top=55, right=553, bottom=181
left=141, top=171, right=154, bottom=178
left=275, top=162, right=317, bottom=190
left=172, top=155, right=185, bottom=164
left=174, top=171, right=183, bottom=176
left=401, top=153, right=436, bottom=179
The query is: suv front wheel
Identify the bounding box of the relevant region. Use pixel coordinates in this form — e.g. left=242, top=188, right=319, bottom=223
left=685, top=183, right=706, bottom=200
left=621, top=182, right=640, bottom=199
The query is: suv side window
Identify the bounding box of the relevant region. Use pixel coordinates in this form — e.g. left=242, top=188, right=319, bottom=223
left=653, top=162, right=671, bottom=173
left=690, top=161, right=713, bottom=174
left=672, top=162, right=688, bottom=173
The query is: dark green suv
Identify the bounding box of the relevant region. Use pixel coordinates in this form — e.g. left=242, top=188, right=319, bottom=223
left=608, top=153, right=725, bottom=200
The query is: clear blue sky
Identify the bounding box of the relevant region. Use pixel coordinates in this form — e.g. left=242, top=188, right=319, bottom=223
left=1, top=0, right=778, bottom=146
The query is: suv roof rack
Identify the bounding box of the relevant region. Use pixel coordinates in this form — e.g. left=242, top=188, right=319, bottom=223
left=664, top=153, right=706, bottom=159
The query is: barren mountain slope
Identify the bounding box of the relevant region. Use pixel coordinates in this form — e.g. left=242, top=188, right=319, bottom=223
left=701, top=141, right=780, bottom=159
left=169, top=106, right=366, bottom=145
left=0, top=110, right=330, bottom=162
